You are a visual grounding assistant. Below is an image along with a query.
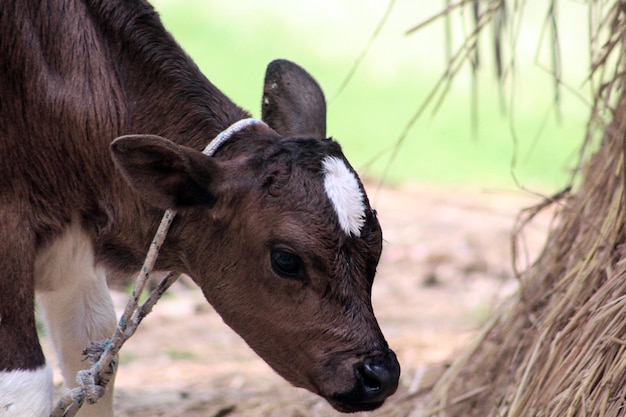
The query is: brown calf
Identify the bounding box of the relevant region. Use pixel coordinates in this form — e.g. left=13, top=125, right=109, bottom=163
left=0, top=1, right=400, bottom=415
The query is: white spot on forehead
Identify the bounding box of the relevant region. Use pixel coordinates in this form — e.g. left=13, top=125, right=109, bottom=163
left=322, top=156, right=366, bottom=236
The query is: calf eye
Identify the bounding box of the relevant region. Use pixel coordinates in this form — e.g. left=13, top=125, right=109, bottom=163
left=271, top=249, right=305, bottom=280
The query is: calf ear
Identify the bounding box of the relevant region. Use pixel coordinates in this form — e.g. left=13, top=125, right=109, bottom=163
left=111, top=135, right=221, bottom=210
left=262, top=59, right=327, bottom=139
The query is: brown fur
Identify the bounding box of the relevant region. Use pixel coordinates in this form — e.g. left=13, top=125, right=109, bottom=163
left=0, top=0, right=399, bottom=412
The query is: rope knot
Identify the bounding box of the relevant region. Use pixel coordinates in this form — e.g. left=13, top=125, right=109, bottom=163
left=76, top=370, right=105, bottom=404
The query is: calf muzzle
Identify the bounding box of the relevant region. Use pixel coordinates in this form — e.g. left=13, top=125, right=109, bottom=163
left=331, top=350, right=400, bottom=413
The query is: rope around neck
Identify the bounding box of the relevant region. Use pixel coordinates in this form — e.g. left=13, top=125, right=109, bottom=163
left=51, top=118, right=266, bottom=417
left=202, top=118, right=263, bottom=155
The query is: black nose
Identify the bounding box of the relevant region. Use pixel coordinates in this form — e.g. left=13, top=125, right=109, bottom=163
left=357, top=361, right=397, bottom=400
left=332, top=351, right=400, bottom=412
left=355, top=353, right=400, bottom=404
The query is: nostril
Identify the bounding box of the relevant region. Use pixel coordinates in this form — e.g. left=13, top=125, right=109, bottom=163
left=354, top=356, right=400, bottom=402
left=360, top=363, right=384, bottom=392
left=332, top=353, right=401, bottom=412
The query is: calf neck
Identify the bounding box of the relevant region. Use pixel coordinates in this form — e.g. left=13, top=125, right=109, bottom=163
left=0, top=1, right=400, bottom=415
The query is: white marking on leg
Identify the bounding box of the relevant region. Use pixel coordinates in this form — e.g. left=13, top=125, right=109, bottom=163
left=322, top=156, right=366, bottom=236
left=0, top=364, right=53, bottom=417
left=35, top=221, right=117, bottom=417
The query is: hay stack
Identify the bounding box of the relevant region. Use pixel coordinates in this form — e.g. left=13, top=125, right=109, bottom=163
left=393, top=2, right=626, bottom=416
left=408, top=53, right=626, bottom=417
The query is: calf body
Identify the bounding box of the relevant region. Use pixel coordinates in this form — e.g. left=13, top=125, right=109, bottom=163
left=0, top=1, right=400, bottom=415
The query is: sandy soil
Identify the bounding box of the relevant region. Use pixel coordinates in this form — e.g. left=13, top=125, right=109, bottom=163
left=44, top=183, right=555, bottom=417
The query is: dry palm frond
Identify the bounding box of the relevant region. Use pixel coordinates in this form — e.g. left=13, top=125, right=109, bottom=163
left=387, top=1, right=626, bottom=417
left=329, top=0, right=396, bottom=104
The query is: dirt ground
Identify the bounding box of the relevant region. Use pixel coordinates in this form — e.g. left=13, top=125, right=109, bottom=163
left=44, top=182, right=556, bottom=417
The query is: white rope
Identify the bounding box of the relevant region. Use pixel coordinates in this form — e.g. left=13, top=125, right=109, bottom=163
left=51, top=118, right=265, bottom=417
left=202, top=118, right=262, bottom=156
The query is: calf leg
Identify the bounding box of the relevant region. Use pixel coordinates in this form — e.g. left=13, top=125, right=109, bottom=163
left=36, top=223, right=117, bottom=417
left=0, top=213, right=53, bottom=416
left=0, top=366, right=53, bottom=417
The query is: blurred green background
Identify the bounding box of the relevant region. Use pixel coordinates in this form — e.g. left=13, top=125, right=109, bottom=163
left=151, top=0, right=591, bottom=191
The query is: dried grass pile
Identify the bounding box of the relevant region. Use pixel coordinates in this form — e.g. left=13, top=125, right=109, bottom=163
left=391, top=1, right=626, bottom=416
left=412, top=96, right=626, bottom=416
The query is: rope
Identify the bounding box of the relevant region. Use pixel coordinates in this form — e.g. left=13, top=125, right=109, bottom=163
left=202, top=118, right=261, bottom=156
left=51, top=118, right=265, bottom=417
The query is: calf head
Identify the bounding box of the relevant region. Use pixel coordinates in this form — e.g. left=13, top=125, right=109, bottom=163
left=111, top=60, right=400, bottom=412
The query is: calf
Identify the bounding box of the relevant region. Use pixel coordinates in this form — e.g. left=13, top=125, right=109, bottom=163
left=0, top=1, right=400, bottom=415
